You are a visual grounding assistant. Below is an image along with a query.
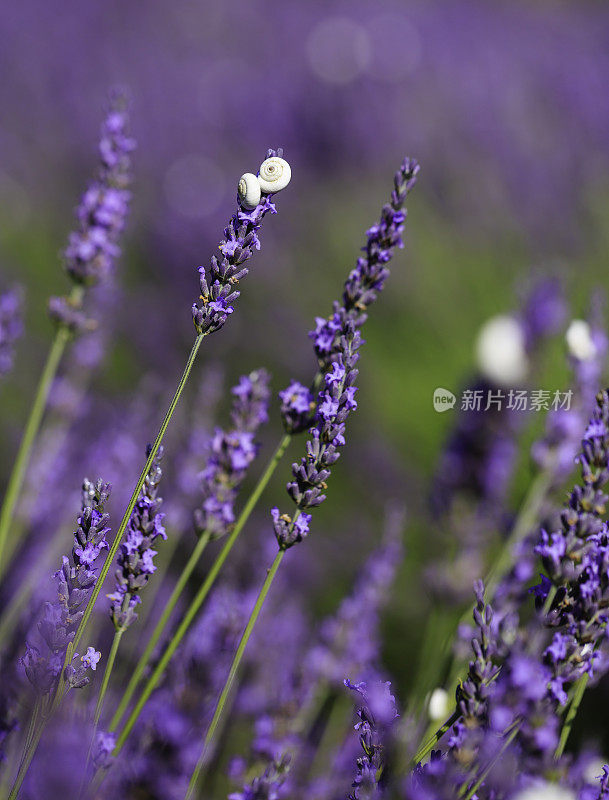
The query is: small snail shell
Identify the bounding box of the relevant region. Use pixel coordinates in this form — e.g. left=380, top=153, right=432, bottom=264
left=257, top=156, right=291, bottom=193
left=238, top=172, right=261, bottom=210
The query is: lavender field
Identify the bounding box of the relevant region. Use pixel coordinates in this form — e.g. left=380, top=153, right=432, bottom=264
left=2, top=1, right=609, bottom=798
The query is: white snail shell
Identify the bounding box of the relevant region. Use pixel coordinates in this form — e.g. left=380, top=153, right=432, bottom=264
left=238, top=172, right=261, bottom=210
left=257, top=156, right=291, bottom=193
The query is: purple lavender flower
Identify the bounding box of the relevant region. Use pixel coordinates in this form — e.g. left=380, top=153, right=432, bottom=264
left=344, top=678, right=399, bottom=800
left=273, top=158, right=418, bottom=548
left=108, top=447, right=166, bottom=630
left=48, top=96, right=134, bottom=332
left=432, top=392, right=609, bottom=787
left=192, top=149, right=287, bottom=336
left=448, top=581, right=501, bottom=757
left=93, top=730, right=117, bottom=770
left=596, top=767, right=609, bottom=799
left=22, top=478, right=110, bottom=694
left=0, top=285, right=24, bottom=376
left=228, top=755, right=291, bottom=800
left=194, top=369, right=270, bottom=538
left=278, top=381, right=315, bottom=434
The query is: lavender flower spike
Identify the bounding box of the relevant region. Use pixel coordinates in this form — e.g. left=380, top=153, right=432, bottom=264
left=109, top=447, right=166, bottom=631
left=192, top=149, right=289, bottom=336
left=274, top=158, right=419, bottom=545
left=23, top=478, right=111, bottom=694
left=344, top=678, right=399, bottom=799
left=0, top=285, right=24, bottom=376
left=48, top=94, right=135, bottom=332
left=194, top=370, right=271, bottom=539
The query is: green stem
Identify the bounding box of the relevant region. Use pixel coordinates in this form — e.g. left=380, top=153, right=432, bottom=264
left=110, top=433, right=291, bottom=754
left=57, top=334, right=205, bottom=687
left=19, top=700, right=41, bottom=770
left=8, top=726, right=45, bottom=800
left=94, top=628, right=124, bottom=727
left=0, top=324, right=72, bottom=577
left=411, top=710, right=460, bottom=766
left=8, top=696, right=51, bottom=800
left=555, top=671, right=589, bottom=759
left=109, top=531, right=211, bottom=730
left=460, top=724, right=519, bottom=800
left=184, top=548, right=285, bottom=800
left=9, top=335, right=207, bottom=797
left=542, top=585, right=557, bottom=617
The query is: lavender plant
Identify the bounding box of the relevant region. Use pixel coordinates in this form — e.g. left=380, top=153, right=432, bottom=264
left=182, top=157, right=419, bottom=798
left=344, top=678, right=399, bottom=799
left=7, top=44, right=609, bottom=800
left=7, top=479, right=110, bottom=798
left=109, top=370, right=271, bottom=733
left=54, top=148, right=290, bottom=736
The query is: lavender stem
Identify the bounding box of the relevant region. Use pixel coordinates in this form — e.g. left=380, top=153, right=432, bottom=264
left=107, top=433, right=292, bottom=757
left=554, top=670, right=589, bottom=759
left=108, top=530, right=211, bottom=730
left=93, top=628, right=124, bottom=728
left=184, top=547, right=286, bottom=800
left=55, top=332, right=205, bottom=693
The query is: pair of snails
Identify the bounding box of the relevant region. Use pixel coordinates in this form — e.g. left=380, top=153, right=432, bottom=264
left=238, top=156, right=292, bottom=210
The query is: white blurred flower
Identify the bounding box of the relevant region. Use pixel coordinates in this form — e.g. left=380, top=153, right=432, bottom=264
left=512, top=782, right=575, bottom=800
left=566, top=319, right=597, bottom=361
left=475, top=315, right=528, bottom=385
left=428, top=687, right=450, bottom=721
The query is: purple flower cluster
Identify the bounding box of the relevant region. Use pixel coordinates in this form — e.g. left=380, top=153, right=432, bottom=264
left=48, top=97, right=135, bottom=332
left=273, top=329, right=360, bottom=548
left=229, top=755, right=291, bottom=800
left=0, top=286, right=23, bottom=377
left=109, top=447, right=166, bottom=631
left=273, top=159, right=419, bottom=548
left=192, top=150, right=283, bottom=336
left=344, top=678, right=399, bottom=800
left=278, top=381, right=315, bottom=435
left=532, top=391, right=609, bottom=700
left=22, top=479, right=110, bottom=694
left=412, top=394, right=609, bottom=797
left=194, top=370, right=270, bottom=538
left=448, top=581, right=501, bottom=758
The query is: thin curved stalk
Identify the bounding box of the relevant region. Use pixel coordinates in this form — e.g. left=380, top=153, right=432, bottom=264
left=460, top=724, right=519, bottom=800
left=109, top=433, right=291, bottom=753
left=411, top=710, right=460, bottom=766
left=11, top=335, right=206, bottom=794
left=7, top=697, right=51, bottom=800
left=184, top=548, right=285, bottom=800
left=109, top=531, right=211, bottom=730
left=59, top=334, right=205, bottom=676
left=94, top=629, right=124, bottom=727
left=555, top=671, right=589, bottom=759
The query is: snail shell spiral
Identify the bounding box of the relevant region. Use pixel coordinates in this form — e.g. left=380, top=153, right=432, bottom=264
left=257, top=156, right=291, bottom=193
left=238, top=172, right=261, bottom=210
